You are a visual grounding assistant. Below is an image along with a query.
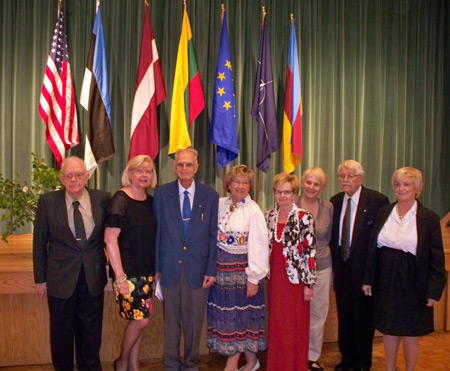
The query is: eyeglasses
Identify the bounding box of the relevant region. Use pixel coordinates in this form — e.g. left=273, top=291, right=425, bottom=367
left=176, top=162, right=194, bottom=169
left=338, top=173, right=360, bottom=180
left=231, top=180, right=249, bottom=186
left=63, top=173, right=85, bottom=180
left=275, top=190, right=294, bottom=196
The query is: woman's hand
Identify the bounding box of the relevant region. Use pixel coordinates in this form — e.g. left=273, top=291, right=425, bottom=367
left=247, top=281, right=258, bottom=298
left=362, top=285, right=372, bottom=296
left=118, top=278, right=130, bottom=296
left=304, top=286, right=314, bottom=301
left=426, top=298, right=438, bottom=307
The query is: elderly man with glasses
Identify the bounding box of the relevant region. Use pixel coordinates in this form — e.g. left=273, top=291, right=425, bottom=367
left=330, top=160, right=389, bottom=371
left=33, top=156, right=110, bottom=371
left=154, top=148, right=219, bottom=371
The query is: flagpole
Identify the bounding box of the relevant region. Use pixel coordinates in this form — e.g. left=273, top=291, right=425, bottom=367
left=255, top=6, right=266, bottom=204
left=54, top=0, right=61, bottom=170
left=291, top=13, right=294, bottom=27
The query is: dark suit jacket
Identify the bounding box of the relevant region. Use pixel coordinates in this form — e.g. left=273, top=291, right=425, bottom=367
left=154, top=180, right=219, bottom=289
left=330, top=186, right=389, bottom=293
left=33, top=189, right=110, bottom=299
left=364, top=201, right=446, bottom=301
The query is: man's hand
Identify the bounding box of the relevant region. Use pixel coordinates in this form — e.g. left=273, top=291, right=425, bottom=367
left=202, top=275, right=216, bottom=289
left=35, top=284, right=47, bottom=299
left=362, top=285, right=372, bottom=296
left=426, top=298, right=438, bottom=307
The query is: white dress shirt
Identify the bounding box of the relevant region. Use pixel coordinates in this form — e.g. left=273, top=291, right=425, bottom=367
left=178, top=180, right=195, bottom=214
left=338, top=186, right=362, bottom=246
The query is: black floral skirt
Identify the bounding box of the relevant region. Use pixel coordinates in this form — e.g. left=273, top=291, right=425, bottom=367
left=113, top=275, right=153, bottom=320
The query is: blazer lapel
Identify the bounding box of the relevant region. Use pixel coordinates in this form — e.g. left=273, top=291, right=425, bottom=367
left=87, top=190, right=102, bottom=242
left=415, top=201, right=428, bottom=260
left=332, top=193, right=344, bottom=239
left=352, top=187, right=369, bottom=248
left=185, top=181, right=204, bottom=241
left=372, top=203, right=394, bottom=241
left=55, top=190, right=80, bottom=247
left=168, top=181, right=185, bottom=241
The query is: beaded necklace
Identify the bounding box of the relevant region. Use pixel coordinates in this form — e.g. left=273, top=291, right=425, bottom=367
left=273, top=204, right=295, bottom=243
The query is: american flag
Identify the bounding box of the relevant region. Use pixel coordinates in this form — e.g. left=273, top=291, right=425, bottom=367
left=39, top=1, right=79, bottom=167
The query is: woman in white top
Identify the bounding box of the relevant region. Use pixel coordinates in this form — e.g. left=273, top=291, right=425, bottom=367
left=363, top=167, right=446, bottom=371
left=207, top=165, right=269, bottom=371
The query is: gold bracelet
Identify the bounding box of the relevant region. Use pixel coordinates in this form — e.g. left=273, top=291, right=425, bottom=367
left=113, top=274, right=127, bottom=289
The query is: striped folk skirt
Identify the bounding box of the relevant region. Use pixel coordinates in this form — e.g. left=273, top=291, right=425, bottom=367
left=207, top=248, right=266, bottom=356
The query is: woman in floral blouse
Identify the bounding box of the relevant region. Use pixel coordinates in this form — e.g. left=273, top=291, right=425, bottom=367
left=265, top=173, right=317, bottom=371
left=207, top=165, right=269, bottom=371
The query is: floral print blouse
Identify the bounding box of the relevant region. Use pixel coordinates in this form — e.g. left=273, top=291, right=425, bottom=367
left=265, top=203, right=317, bottom=287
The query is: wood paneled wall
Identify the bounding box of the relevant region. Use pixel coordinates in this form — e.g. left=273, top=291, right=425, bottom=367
left=0, top=234, right=447, bottom=366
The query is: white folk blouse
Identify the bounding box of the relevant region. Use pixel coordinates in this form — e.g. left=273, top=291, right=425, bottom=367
left=217, top=195, right=269, bottom=284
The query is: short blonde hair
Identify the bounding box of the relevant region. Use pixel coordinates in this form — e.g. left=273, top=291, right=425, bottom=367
left=338, top=160, right=365, bottom=177
left=225, top=165, right=254, bottom=191
left=392, top=167, right=423, bottom=197
left=121, top=155, right=157, bottom=188
left=272, top=173, right=300, bottom=195
left=301, top=167, right=328, bottom=189
left=175, top=148, right=199, bottom=163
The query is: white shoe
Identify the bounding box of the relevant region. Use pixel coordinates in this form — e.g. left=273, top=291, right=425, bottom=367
left=238, top=359, right=260, bottom=371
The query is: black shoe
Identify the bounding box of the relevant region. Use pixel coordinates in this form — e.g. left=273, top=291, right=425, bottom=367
left=309, top=360, right=325, bottom=371
left=335, top=362, right=352, bottom=371
left=353, top=368, right=370, bottom=371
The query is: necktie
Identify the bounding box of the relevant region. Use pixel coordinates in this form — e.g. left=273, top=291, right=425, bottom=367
left=73, top=201, right=87, bottom=245
left=182, top=190, right=191, bottom=237
left=341, top=198, right=351, bottom=261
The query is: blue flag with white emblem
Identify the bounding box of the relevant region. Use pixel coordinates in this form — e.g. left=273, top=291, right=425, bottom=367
left=209, top=11, right=238, bottom=168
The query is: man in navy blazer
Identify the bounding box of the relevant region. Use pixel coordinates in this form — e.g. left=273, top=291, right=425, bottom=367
left=330, top=160, right=389, bottom=371
left=33, top=156, right=110, bottom=371
left=154, top=148, right=218, bottom=371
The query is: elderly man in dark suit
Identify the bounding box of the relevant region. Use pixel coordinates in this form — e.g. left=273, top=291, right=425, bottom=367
left=330, top=160, right=389, bottom=371
left=33, top=156, right=110, bottom=371
left=154, top=148, right=218, bottom=371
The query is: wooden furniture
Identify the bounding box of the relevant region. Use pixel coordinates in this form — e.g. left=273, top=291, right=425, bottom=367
left=0, top=234, right=208, bottom=367
left=1, top=225, right=449, bottom=366
left=441, top=211, right=450, bottom=330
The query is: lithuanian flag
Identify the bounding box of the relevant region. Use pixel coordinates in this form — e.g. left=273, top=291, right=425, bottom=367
left=169, top=7, right=204, bottom=156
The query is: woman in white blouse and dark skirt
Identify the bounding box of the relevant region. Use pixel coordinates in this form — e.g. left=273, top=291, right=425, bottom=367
left=362, top=167, right=446, bottom=371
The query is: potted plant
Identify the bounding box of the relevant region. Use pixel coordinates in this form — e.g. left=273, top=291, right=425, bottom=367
left=0, top=153, right=62, bottom=243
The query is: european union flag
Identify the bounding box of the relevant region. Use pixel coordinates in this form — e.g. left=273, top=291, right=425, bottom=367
left=209, top=11, right=238, bottom=168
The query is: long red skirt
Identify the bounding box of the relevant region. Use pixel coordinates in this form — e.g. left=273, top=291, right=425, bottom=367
left=267, top=223, right=310, bottom=371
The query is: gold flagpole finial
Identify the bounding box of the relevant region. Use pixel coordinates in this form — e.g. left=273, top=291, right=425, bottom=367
left=291, top=13, right=294, bottom=26
left=57, top=0, right=61, bottom=16
left=261, top=6, right=266, bottom=30
left=145, top=0, right=148, bottom=7
left=183, top=0, right=187, bottom=10
left=221, top=3, right=225, bottom=26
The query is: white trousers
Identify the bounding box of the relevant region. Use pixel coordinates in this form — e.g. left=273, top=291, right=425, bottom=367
left=308, top=266, right=333, bottom=361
